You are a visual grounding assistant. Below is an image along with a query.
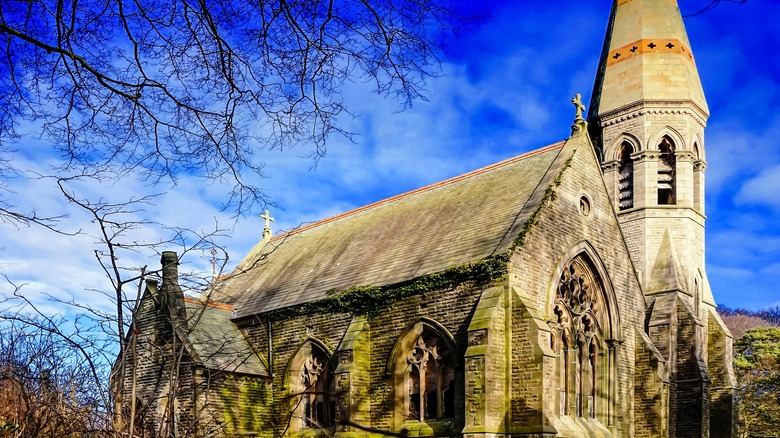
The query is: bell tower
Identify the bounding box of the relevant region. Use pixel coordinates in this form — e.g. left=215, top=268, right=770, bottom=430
left=589, top=0, right=709, bottom=295
left=588, top=1, right=735, bottom=436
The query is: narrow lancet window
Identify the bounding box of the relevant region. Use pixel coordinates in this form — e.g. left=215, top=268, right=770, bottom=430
left=693, top=142, right=704, bottom=211
left=658, top=137, right=676, bottom=205
left=618, top=142, right=634, bottom=210
left=589, top=343, right=598, bottom=418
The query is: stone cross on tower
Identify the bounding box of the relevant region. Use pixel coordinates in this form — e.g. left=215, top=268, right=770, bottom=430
left=260, top=209, right=274, bottom=238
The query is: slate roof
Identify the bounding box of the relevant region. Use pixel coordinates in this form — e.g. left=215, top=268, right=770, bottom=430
left=181, top=298, right=268, bottom=376
left=218, top=141, right=567, bottom=319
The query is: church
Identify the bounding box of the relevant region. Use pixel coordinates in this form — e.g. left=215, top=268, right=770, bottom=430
left=120, top=0, right=736, bottom=436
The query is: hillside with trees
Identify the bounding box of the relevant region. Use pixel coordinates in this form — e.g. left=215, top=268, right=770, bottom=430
left=719, top=306, right=780, bottom=437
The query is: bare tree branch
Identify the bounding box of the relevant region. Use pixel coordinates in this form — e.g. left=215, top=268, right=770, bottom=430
left=0, top=0, right=466, bottom=219
left=683, top=0, right=748, bottom=17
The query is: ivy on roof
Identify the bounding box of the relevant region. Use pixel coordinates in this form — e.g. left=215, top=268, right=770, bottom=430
left=265, top=252, right=510, bottom=320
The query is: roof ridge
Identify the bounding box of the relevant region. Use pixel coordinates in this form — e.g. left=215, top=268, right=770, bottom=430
left=184, top=296, right=234, bottom=311
left=271, top=141, right=566, bottom=241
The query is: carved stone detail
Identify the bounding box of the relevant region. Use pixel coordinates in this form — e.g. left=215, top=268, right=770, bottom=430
left=302, top=354, right=325, bottom=387
left=557, top=260, right=597, bottom=321
left=675, top=151, right=696, bottom=162
left=632, top=150, right=659, bottom=161
left=553, top=257, right=604, bottom=419
left=468, top=329, right=488, bottom=346
left=598, top=100, right=708, bottom=128
left=602, top=160, right=620, bottom=171
left=340, top=350, right=353, bottom=365
left=406, top=333, right=454, bottom=422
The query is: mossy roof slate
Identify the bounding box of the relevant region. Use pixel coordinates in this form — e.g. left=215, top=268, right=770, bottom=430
left=182, top=299, right=268, bottom=376
left=219, top=141, right=565, bottom=319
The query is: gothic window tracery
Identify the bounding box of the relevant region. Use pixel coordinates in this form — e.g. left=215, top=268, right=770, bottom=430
left=618, top=141, right=634, bottom=210
left=406, top=330, right=455, bottom=421
left=658, top=136, right=677, bottom=205
left=290, top=343, right=336, bottom=430
left=552, top=256, right=606, bottom=419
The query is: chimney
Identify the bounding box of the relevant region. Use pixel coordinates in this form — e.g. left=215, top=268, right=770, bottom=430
left=160, top=251, right=188, bottom=329
left=161, top=251, right=179, bottom=286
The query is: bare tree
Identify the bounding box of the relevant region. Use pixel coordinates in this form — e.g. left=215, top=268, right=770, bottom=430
left=0, top=2, right=468, bottom=435
left=1, top=172, right=414, bottom=437
left=0, top=305, right=109, bottom=437
left=0, top=0, right=465, bottom=219
left=0, top=169, right=234, bottom=434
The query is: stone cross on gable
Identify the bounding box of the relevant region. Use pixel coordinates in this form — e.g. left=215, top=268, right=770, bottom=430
left=260, top=209, right=274, bottom=238
left=570, top=93, right=588, bottom=136
left=572, top=93, right=585, bottom=122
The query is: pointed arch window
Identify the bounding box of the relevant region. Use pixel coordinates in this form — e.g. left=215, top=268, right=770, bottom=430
left=617, top=141, right=634, bottom=210
left=693, top=141, right=704, bottom=211
left=288, top=342, right=336, bottom=430
left=658, top=136, right=676, bottom=205
left=302, top=351, right=336, bottom=428
left=552, top=256, right=607, bottom=419
left=390, top=320, right=460, bottom=431
left=407, top=331, right=456, bottom=421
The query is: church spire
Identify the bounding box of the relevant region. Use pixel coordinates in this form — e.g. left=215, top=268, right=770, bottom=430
left=589, top=0, right=708, bottom=131
left=588, top=5, right=734, bottom=433
left=588, top=0, right=710, bottom=298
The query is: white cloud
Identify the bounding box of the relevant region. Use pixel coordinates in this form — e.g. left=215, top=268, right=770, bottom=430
left=708, top=265, right=754, bottom=280
left=705, top=119, right=780, bottom=198
left=761, top=262, right=780, bottom=277
left=735, top=164, right=780, bottom=210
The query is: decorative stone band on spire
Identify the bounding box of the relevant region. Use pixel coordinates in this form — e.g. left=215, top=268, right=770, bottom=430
left=617, top=0, right=677, bottom=5
left=607, top=38, right=693, bottom=66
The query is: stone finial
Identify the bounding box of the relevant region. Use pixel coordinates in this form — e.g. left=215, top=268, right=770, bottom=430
left=571, top=93, right=588, bottom=136
left=260, top=209, right=274, bottom=239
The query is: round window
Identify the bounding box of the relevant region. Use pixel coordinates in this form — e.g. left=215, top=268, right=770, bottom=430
left=580, top=196, right=591, bottom=216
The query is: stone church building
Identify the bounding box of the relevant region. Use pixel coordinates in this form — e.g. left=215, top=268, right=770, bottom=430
left=121, top=0, right=736, bottom=436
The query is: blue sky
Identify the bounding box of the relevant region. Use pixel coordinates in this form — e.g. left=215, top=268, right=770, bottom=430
left=1, top=0, right=779, bottom=314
